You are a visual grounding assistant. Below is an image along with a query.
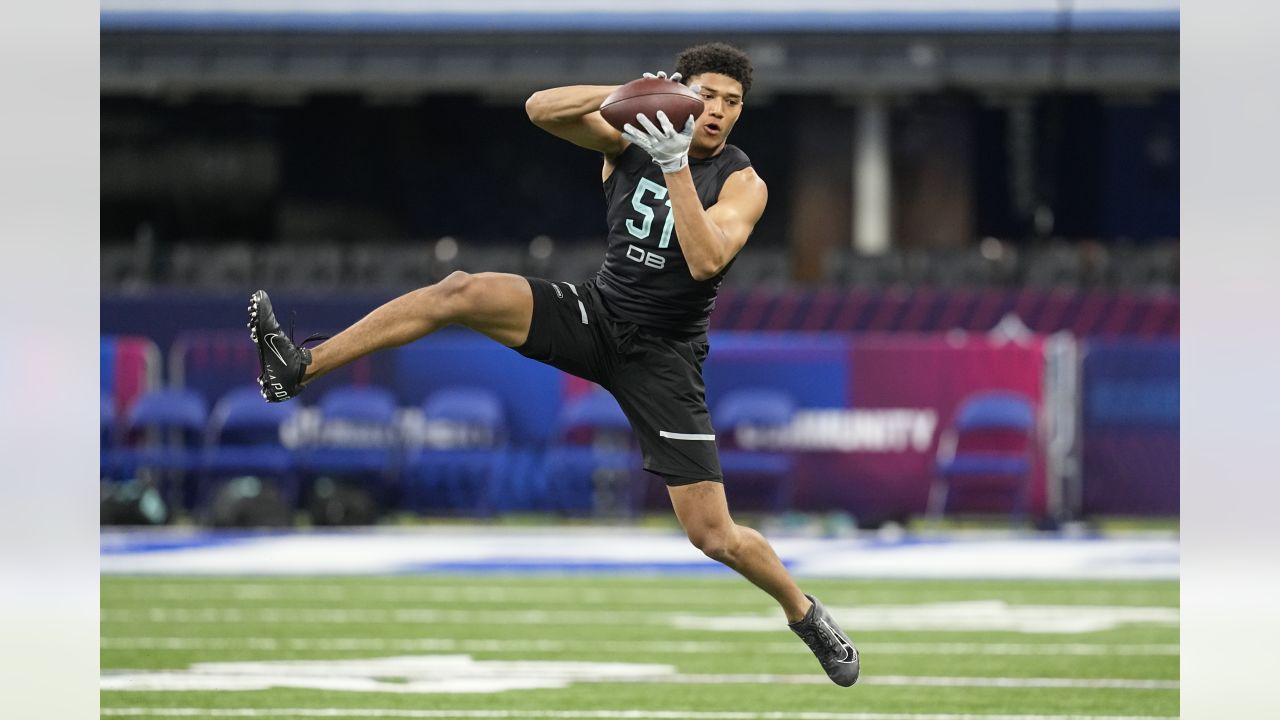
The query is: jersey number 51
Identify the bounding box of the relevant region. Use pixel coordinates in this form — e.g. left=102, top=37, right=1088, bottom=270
left=625, top=178, right=674, bottom=270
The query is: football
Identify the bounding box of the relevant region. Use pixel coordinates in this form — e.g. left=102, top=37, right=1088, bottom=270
left=599, top=77, right=704, bottom=133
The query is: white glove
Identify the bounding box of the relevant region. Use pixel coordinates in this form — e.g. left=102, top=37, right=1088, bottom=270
left=621, top=110, right=695, bottom=174
left=642, top=71, right=682, bottom=83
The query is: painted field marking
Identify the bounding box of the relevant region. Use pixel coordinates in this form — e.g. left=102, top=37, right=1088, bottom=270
left=104, top=584, right=790, bottom=606
left=99, top=527, right=1179, bottom=580
left=104, top=582, right=1177, bottom=607
left=100, top=655, right=1179, bottom=694
left=102, top=601, right=1180, bottom=634
left=101, top=636, right=1181, bottom=657
left=671, top=601, right=1180, bottom=634
left=860, top=642, right=1178, bottom=657
left=101, top=655, right=672, bottom=694
left=100, top=607, right=672, bottom=626
left=641, top=674, right=1178, bottom=690
left=100, top=708, right=1176, bottom=720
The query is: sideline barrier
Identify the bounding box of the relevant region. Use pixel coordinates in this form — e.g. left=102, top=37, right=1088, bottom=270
left=389, top=332, right=1055, bottom=522
left=699, top=334, right=1048, bottom=522
left=99, top=328, right=1178, bottom=521
left=1081, top=339, right=1179, bottom=515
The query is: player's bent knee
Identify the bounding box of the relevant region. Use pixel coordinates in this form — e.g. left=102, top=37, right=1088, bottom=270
left=440, top=271, right=513, bottom=306
left=434, top=270, right=478, bottom=316
left=437, top=270, right=474, bottom=296
left=688, top=526, right=737, bottom=563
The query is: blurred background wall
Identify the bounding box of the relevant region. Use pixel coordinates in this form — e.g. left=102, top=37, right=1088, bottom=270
left=101, top=0, right=1178, bottom=292
left=99, top=1, right=1179, bottom=529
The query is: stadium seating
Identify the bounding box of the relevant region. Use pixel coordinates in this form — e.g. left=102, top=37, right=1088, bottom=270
left=101, top=244, right=150, bottom=292
left=110, top=388, right=210, bottom=511
left=929, top=391, right=1037, bottom=520
left=168, top=243, right=254, bottom=290
left=295, top=386, right=403, bottom=509
left=200, top=386, right=303, bottom=512
left=101, top=240, right=1180, bottom=294
left=252, top=243, right=345, bottom=290
left=402, top=387, right=509, bottom=515
left=720, top=248, right=789, bottom=289
left=709, top=287, right=1179, bottom=337
left=543, top=389, right=639, bottom=516
left=347, top=243, right=435, bottom=290
left=96, top=327, right=1179, bottom=523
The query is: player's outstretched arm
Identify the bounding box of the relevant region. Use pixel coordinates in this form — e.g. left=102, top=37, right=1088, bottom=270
left=622, top=110, right=768, bottom=280
left=669, top=166, right=767, bottom=281
left=525, top=85, right=627, bottom=156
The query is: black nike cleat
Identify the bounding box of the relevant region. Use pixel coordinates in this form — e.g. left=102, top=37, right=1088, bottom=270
left=248, top=290, right=325, bottom=403
left=790, top=593, right=860, bottom=687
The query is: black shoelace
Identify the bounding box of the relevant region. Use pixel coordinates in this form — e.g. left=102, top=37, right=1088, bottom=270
left=290, top=311, right=330, bottom=350
left=797, top=622, right=839, bottom=659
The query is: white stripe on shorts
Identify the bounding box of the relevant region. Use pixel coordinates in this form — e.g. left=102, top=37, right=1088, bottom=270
left=660, top=430, right=716, bottom=441
left=563, top=283, right=588, bottom=325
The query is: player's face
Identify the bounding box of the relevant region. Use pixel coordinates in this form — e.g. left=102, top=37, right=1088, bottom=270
left=686, top=73, right=744, bottom=156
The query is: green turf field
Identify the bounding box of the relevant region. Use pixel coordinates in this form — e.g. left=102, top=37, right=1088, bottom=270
left=101, top=574, right=1179, bottom=719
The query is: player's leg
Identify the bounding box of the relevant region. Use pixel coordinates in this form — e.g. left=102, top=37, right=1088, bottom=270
left=668, top=480, right=860, bottom=687
left=603, top=337, right=806, bottom=613
left=667, top=479, right=810, bottom=620
left=605, top=332, right=859, bottom=687
left=305, top=271, right=532, bottom=382
left=605, top=339, right=809, bottom=620
left=249, top=272, right=532, bottom=402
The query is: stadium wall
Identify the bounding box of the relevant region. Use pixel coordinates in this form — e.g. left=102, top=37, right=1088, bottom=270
left=101, top=298, right=1178, bottom=520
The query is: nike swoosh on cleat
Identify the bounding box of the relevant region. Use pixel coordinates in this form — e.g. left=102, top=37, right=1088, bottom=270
left=822, top=619, right=857, bottom=664
left=264, top=333, right=288, bottom=366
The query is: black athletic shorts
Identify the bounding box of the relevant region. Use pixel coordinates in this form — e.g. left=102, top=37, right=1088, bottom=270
left=513, top=276, right=722, bottom=485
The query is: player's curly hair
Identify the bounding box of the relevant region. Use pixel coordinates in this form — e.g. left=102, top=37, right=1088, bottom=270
left=674, top=43, right=753, bottom=98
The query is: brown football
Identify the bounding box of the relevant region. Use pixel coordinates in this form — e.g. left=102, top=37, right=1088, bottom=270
left=599, top=77, right=705, bottom=133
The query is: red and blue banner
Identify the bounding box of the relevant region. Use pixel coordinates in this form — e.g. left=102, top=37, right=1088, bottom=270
left=705, top=334, right=1047, bottom=522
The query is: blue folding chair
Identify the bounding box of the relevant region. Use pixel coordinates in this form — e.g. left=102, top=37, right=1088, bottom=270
left=929, top=391, right=1037, bottom=521
left=200, top=386, right=303, bottom=514
left=296, top=386, right=401, bottom=512
left=543, top=389, right=639, bottom=516
left=110, top=388, right=209, bottom=513
left=715, top=388, right=797, bottom=513
left=403, top=387, right=509, bottom=515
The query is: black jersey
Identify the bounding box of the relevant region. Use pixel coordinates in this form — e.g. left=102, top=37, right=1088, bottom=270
left=594, top=142, right=753, bottom=336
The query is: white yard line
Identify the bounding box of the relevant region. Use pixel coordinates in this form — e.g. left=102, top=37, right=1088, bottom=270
left=104, top=583, right=1177, bottom=607
left=99, top=666, right=1178, bottom=692
left=99, top=605, right=1182, bottom=632
left=861, top=642, right=1178, bottom=656
left=616, top=674, right=1178, bottom=690
left=100, top=607, right=672, bottom=626
left=102, top=584, right=797, bottom=605
left=100, top=708, right=1177, bottom=720
left=101, top=636, right=1181, bottom=657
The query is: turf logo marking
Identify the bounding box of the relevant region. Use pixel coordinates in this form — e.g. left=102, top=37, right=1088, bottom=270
left=99, top=654, right=1178, bottom=695
left=100, top=655, right=676, bottom=694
